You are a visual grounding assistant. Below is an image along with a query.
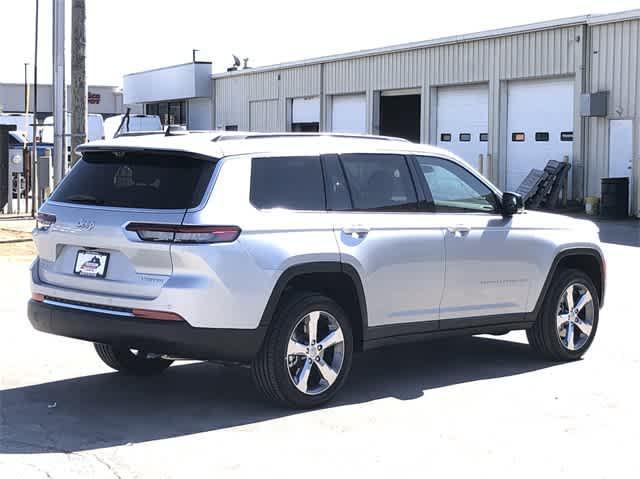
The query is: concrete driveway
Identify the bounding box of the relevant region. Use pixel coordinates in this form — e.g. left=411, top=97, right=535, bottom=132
left=1, top=217, right=638, bottom=478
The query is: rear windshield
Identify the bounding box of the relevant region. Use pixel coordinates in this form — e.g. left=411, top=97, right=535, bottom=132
left=51, top=150, right=216, bottom=209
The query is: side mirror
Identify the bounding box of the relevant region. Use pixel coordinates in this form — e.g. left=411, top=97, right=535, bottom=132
left=501, top=191, right=524, bottom=217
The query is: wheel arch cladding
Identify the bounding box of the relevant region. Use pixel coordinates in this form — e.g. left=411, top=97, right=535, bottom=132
left=258, top=262, right=367, bottom=352
left=535, top=248, right=605, bottom=315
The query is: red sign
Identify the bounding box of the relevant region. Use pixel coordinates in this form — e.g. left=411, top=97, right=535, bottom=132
left=88, top=92, right=101, bottom=104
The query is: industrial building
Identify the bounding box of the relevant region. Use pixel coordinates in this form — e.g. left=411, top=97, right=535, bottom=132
left=123, top=9, right=640, bottom=217
left=0, top=83, right=130, bottom=119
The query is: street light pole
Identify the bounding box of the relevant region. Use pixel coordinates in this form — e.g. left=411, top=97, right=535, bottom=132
left=53, top=0, right=66, bottom=185
left=31, top=0, right=39, bottom=217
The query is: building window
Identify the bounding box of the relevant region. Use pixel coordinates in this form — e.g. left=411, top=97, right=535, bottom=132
left=561, top=131, right=574, bottom=142
left=225, top=125, right=238, bottom=131
left=440, top=133, right=452, bottom=142
left=535, top=132, right=550, bottom=142
left=512, top=132, right=525, bottom=142
left=145, top=101, right=187, bottom=127
left=479, top=133, right=488, bottom=142
left=459, top=133, right=471, bottom=142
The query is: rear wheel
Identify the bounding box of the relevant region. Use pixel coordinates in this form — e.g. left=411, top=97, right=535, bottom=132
left=94, top=343, right=173, bottom=375
left=252, top=292, right=354, bottom=409
left=527, top=269, right=599, bottom=361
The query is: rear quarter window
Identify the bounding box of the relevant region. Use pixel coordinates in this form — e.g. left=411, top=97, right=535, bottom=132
left=250, top=156, right=325, bottom=211
left=50, top=150, right=216, bottom=209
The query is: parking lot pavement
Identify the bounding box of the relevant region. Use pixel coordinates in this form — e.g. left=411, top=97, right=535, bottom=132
left=1, top=219, right=639, bottom=478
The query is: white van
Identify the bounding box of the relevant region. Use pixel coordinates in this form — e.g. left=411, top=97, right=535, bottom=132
left=103, top=114, right=163, bottom=139
left=0, top=113, right=38, bottom=142
left=41, top=113, right=105, bottom=144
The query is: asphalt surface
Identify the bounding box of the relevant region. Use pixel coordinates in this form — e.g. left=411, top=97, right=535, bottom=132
left=1, top=217, right=638, bottom=478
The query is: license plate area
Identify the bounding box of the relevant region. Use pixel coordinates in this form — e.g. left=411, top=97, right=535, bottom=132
left=74, top=250, right=110, bottom=278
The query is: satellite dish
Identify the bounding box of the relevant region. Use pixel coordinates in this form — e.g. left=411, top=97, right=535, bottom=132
left=232, top=54, right=241, bottom=67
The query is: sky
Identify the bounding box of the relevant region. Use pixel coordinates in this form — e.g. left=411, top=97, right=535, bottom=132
left=1, top=0, right=639, bottom=87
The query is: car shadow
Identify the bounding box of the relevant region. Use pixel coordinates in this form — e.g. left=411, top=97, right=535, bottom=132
left=1, top=335, right=558, bottom=454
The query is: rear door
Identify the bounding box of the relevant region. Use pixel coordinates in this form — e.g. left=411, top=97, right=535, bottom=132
left=325, top=153, right=445, bottom=328
left=34, top=150, right=216, bottom=299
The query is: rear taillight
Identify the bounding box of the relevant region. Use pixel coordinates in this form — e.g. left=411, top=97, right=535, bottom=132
left=125, top=223, right=241, bottom=244
left=36, top=212, right=56, bottom=231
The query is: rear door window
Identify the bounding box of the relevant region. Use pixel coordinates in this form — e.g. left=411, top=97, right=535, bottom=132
left=339, top=154, right=419, bottom=211
left=50, top=150, right=216, bottom=209
left=250, top=156, right=325, bottom=210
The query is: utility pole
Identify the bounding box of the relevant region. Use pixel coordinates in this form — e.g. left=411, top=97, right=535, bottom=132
left=52, top=0, right=66, bottom=185
left=70, top=0, right=86, bottom=166
left=31, top=0, right=39, bottom=217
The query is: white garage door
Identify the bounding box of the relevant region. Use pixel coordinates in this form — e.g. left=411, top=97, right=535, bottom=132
left=292, top=97, right=320, bottom=123
left=332, top=94, right=366, bottom=134
left=436, top=85, right=488, bottom=172
left=507, top=79, right=574, bottom=191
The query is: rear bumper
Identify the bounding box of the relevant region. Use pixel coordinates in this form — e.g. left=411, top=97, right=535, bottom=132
left=27, top=300, right=266, bottom=363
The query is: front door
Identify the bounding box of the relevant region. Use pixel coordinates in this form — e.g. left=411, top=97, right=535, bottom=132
left=413, top=155, right=533, bottom=323
left=324, top=153, right=445, bottom=328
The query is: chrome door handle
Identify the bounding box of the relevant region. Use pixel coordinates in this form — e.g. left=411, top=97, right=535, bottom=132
left=342, top=225, right=370, bottom=238
left=447, top=225, right=471, bottom=236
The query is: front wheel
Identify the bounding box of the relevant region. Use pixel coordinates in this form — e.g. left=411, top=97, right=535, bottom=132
left=94, top=343, right=173, bottom=375
left=252, top=292, right=354, bottom=409
left=527, top=268, right=599, bottom=361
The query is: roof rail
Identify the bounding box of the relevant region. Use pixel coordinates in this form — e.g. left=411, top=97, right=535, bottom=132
left=211, top=132, right=410, bottom=143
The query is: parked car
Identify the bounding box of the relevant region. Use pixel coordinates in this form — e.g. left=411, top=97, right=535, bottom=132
left=28, top=132, right=605, bottom=408
left=0, top=113, right=39, bottom=142
left=41, top=113, right=105, bottom=143
left=103, top=114, right=162, bottom=139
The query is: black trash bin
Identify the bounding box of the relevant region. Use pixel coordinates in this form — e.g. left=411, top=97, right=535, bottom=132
left=600, top=177, right=629, bottom=218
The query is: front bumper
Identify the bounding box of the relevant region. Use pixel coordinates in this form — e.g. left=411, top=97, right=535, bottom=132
left=27, top=300, right=266, bottom=363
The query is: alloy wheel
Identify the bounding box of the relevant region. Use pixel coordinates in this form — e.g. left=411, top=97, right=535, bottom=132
left=556, top=282, right=595, bottom=351
left=285, top=311, right=345, bottom=395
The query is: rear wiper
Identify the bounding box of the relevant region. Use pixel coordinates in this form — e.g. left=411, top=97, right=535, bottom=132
left=66, top=195, right=105, bottom=205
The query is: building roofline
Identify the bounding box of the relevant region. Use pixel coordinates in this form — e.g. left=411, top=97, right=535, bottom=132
left=211, top=9, right=640, bottom=79
left=0, top=82, right=122, bottom=89
left=124, top=61, right=212, bottom=78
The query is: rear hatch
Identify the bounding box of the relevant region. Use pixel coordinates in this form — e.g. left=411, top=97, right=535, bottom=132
left=34, top=149, right=216, bottom=299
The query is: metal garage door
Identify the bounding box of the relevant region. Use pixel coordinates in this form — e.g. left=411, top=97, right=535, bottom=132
left=507, top=79, right=574, bottom=191
left=331, top=94, right=366, bottom=134
left=436, top=85, right=488, bottom=172
left=250, top=99, right=279, bottom=132
left=291, top=97, right=320, bottom=131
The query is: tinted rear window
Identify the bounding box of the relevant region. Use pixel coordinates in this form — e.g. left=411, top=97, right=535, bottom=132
left=51, top=151, right=216, bottom=209
left=250, top=156, right=325, bottom=210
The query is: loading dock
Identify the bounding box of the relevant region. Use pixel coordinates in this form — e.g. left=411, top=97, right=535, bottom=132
left=291, top=97, right=320, bottom=132
left=378, top=90, right=421, bottom=143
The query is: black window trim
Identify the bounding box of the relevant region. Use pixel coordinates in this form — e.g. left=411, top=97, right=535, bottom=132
left=408, top=154, right=502, bottom=216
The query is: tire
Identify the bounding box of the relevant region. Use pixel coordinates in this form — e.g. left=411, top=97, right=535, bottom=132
left=252, top=292, right=354, bottom=409
left=527, top=268, right=599, bottom=361
left=94, top=343, right=173, bottom=375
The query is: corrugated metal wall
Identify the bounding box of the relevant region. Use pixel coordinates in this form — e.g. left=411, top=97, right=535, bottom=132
left=213, top=18, right=639, bottom=213
left=585, top=18, right=640, bottom=215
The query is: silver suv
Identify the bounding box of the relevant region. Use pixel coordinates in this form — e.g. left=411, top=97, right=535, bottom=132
left=28, top=132, right=605, bottom=408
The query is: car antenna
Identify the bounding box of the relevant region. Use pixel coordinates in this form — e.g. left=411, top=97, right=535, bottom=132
left=114, top=107, right=131, bottom=138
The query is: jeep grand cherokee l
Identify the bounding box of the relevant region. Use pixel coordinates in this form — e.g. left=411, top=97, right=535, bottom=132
left=28, top=132, right=605, bottom=408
